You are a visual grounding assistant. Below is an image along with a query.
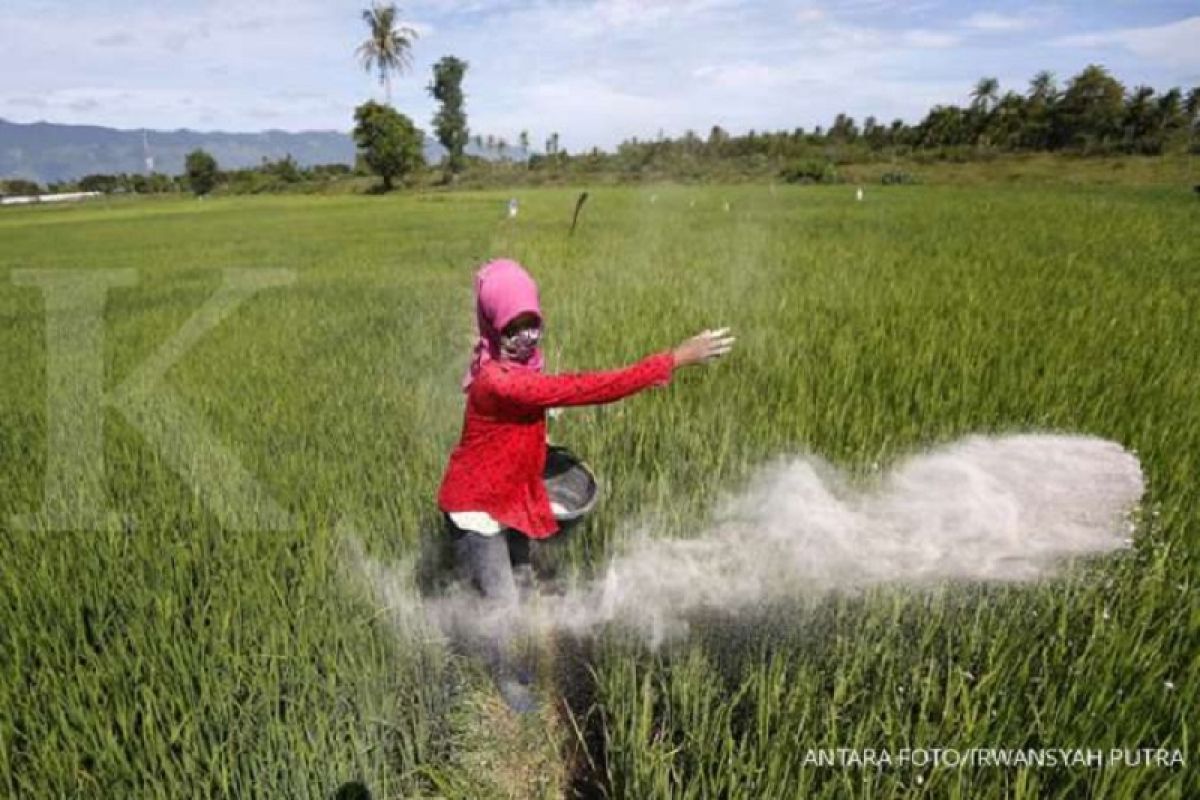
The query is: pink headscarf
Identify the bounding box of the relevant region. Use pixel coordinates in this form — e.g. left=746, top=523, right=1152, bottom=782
left=461, top=259, right=545, bottom=392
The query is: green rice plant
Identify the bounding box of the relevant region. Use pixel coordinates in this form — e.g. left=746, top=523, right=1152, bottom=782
left=0, top=183, right=1195, bottom=797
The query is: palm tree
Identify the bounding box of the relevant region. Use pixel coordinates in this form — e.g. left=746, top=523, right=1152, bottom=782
left=1028, top=70, right=1058, bottom=102
left=1021, top=71, right=1058, bottom=150
left=357, top=3, right=419, bottom=106
left=971, top=76, right=1000, bottom=113
left=1124, top=85, right=1157, bottom=149
left=1186, top=87, right=1200, bottom=121
left=968, top=76, right=1001, bottom=147
left=1186, top=87, right=1200, bottom=176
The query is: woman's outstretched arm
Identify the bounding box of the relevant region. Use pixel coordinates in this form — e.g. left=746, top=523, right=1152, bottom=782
left=484, top=351, right=676, bottom=410
left=481, top=328, right=735, bottom=411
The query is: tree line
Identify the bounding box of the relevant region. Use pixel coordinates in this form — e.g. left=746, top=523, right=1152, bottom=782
left=8, top=3, right=1195, bottom=198
left=344, top=8, right=1200, bottom=190
left=600, top=66, right=1197, bottom=175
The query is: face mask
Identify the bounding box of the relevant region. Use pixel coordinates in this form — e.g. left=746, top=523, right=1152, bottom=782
left=499, top=326, right=541, bottom=363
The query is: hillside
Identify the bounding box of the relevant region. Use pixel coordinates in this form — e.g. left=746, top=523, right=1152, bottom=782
left=0, top=118, right=525, bottom=184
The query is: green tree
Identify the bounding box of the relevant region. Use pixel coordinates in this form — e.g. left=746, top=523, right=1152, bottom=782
left=1153, top=88, right=1187, bottom=149
left=279, top=155, right=303, bottom=183
left=79, top=174, right=120, bottom=194
left=1186, top=87, right=1200, bottom=151
left=1059, top=64, right=1125, bottom=152
left=706, top=125, right=728, bottom=157
left=1, top=178, right=41, bottom=196
left=917, top=105, right=968, bottom=147
left=1186, top=87, right=1200, bottom=125
left=1123, top=85, right=1157, bottom=152
left=971, top=76, right=1000, bottom=113
left=828, top=113, right=858, bottom=142
left=862, top=115, right=886, bottom=148
left=357, top=2, right=419, bottom=105
left=184, top=149, right=219, bottom=196
left=1022, top=70, right=1059, bottom=149
left=352, top=100, right=425, bottom=191
left=1029, top=70, right=1058, bottom=102
left=968, top=77, right=1001, bottom=145
left=987, top=91, right=1027, bottom=149
left=428, top=55, right=469, bottom=177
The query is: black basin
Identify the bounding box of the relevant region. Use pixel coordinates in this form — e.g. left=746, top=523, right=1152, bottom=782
left=543, top=445, right=599, bottom=526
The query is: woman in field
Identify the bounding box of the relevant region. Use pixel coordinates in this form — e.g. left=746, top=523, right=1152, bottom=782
left=437, top=258, right=734, bottom=710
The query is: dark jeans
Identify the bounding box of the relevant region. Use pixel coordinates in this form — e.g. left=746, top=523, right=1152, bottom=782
left=444, top=513, right=530, bottom=601
left=443, top=512, right=575, bottom=601
left=442, top=513, right=545, bottom=684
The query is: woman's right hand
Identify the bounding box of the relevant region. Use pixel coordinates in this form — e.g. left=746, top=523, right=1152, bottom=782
left=672, top=327, right=736, bottom=368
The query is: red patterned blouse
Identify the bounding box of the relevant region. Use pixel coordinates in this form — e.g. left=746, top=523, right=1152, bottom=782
left=437, top=350, right=677, bottom=538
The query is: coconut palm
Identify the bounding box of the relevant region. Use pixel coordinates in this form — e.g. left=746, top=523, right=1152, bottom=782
left=971, top=76, right=1000, bottom=113
left=1028, top=70, right=1058, bottom=102
left=357, top=2, right=419, bottom=106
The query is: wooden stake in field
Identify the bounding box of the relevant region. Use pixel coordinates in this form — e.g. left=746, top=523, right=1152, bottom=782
left=569, top=191, right=589, bottom=235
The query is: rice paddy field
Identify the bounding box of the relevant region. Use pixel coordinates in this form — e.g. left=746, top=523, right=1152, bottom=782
left=1, top=182, right=1197, bottom=798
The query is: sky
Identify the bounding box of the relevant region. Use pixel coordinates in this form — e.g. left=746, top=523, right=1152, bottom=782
left=1, top=0, right=1197, bottom=151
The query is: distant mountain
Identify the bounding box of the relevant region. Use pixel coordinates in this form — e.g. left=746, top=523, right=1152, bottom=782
left=0, top=118, right=528, bottom=185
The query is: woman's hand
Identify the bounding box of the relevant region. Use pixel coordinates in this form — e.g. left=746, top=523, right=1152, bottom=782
left=672, top=327, right=736, bottom=368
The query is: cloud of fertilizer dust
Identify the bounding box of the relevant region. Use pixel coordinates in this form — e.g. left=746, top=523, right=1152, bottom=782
left=346, top=434, right=1144, bottom=650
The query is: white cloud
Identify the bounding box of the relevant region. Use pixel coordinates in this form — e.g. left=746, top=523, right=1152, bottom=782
left=902, top=29, right=960, bottom=48
left=0, top=0, right=410, bottom=131
left=1054, top=15, right=1200, bottom=70
left=2, top=0, right=1196, bottom=152
left=963, top=11, right=1038, bottom=32
left=796, top=21, right=959, bottom=52
left=480, top=74, right=696, bottom=151
left=795, top=5, right=826, bottom=24
left=0, top=84, right=348, bottom=133
left=555, top=0, right=746, bottom=37
left=693, top=61, right=784, bottom=88
left=409, top=0, right=509, bottom=12
left=94, top=31, right=136, bottom=47
left=8, top=95, right=47, bottom=108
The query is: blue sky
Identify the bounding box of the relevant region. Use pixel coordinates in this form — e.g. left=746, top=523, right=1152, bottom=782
left=2, top=0, right=1197, bottom=150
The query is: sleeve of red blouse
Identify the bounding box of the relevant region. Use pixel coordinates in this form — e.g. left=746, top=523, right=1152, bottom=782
left=484, top=350, right=676, bottom=410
